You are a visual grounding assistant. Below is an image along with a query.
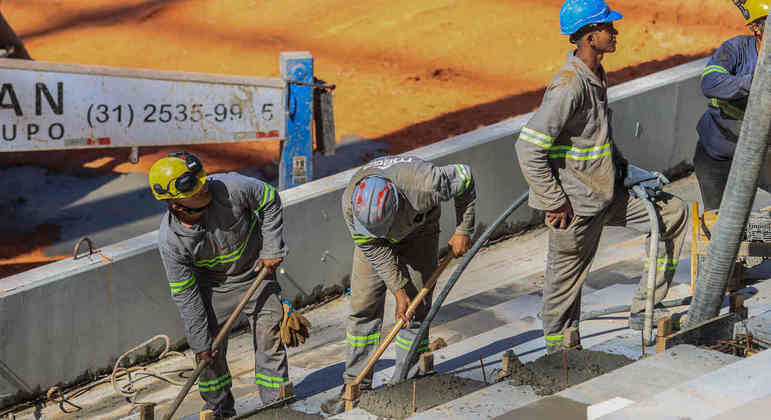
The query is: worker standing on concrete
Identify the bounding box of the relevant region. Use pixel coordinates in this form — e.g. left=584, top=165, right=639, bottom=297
left=149, top=152, right=289, bottom=419
left=322, top=155, right=476, bottom=414
left=693, top=0, right=769, bottom=210
left=515, top=0, right=688, bottom=352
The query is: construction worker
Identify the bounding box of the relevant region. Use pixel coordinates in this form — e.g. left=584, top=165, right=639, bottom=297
left=693, top=0, right=769, bottom=210
left=149, top=152, right=288, bottom=418
left=515, top=0, right=688, bottom=352
left=322, top=155, right=476, bottom=414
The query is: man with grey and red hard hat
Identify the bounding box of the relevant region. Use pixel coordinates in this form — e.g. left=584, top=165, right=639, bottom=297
left=149, top=152, right=289, bottom=418
left=322, top=155, right=476, bottom=414
left=515, top=0, right=688, bottom=352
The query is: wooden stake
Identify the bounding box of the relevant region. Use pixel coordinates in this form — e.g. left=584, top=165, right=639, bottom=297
left=412, top=379, right=417, bottom=413
left=138, top=403, right=155, bottom=420
left=200, top=410, right=215, bottom=420
left=479, top=355, right=488, bottom=384
left=418, top=352, right=434, bottom=375
left=280, top=381, right=294, bottom=399
left=343, top=383, right=360, bottom=412
left=655, top=317, right=673, bottom=353
left=562, top=349, right=569, bottom=386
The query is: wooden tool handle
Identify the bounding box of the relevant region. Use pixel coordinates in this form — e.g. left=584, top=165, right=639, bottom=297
left=162, top=268, right=270, bottom=420
left=352, top=255, right=452, bottom=385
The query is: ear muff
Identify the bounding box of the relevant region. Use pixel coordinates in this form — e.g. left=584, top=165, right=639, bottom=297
left=148, top=152, right=207, bottom=200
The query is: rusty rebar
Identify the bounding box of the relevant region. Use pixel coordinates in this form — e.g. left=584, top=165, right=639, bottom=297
left=479, top=355, right=488, bottom=385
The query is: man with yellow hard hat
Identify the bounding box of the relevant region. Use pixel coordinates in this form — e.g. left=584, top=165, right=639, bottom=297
left=149, top=152, right=288, bottom=418
left=693, top=0, right=769, bottom=210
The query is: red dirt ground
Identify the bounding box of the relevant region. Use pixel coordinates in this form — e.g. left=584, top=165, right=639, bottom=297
left=0, top=0, right=749, bottom=276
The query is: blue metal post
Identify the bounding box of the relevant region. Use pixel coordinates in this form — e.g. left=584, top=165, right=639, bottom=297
left=279, top=52, right=314, bottom=190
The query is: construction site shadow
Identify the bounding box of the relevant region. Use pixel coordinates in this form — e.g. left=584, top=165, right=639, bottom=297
left=373, top=53, right=710, bottom=154
left=19, top=0, right=190, bottom=40
left=292, top=359, right=395, bottom=399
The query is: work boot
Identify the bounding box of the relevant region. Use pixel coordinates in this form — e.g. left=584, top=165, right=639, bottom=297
left=628, top=308, right=671, bottom=331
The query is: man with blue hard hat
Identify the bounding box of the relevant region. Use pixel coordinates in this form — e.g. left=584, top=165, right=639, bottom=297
left=322, top=155, right=476, bottom=414
left=693, top=0, right=770, bottom=210
left=515, top=0, right=688, bottom=352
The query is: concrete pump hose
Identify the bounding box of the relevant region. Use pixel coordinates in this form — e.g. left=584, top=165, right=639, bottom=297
left=687, top=18, right=771, bottom=327
left=393, top=191, right=529, bottom=382
left=635, top=186, right=660, bottom=346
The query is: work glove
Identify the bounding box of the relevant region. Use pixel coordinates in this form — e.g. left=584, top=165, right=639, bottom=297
left=623, top=164, right=669, bottom=199
left=280, top=297, right=311, bottom=347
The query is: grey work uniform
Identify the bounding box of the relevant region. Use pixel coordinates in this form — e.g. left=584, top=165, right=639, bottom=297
left=158, top=172, right=289, bottom=413
left=341, top=156, right=476, bottom=387
left=515, top=52, right=687, bottom=352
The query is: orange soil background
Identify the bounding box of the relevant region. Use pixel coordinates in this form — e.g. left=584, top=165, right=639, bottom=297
left=0, top=0, right=747, bottom=277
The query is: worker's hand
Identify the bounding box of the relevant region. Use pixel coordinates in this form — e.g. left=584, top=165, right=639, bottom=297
left=448, top=234, right=471, bottom=257
left=257, top=257, right=283, bottom=274
left=545, top=201, right=574, bottom=229
left=394, top=288, right=412, bottom=324
left=195, top=348, right=217, bottom=366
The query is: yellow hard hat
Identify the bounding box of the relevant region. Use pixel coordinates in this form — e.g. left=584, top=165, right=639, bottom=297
left=148, top=153, right=207, bottom=200
left=735, top=0, right=769, bottom=25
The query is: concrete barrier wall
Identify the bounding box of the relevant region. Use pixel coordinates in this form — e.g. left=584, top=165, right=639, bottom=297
left=0, top=58, right=708, bottom=405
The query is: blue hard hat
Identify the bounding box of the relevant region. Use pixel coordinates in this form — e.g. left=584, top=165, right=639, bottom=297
left=352, top=176, right=399, bottom=238
left=560, top=0, right=623, bottom=35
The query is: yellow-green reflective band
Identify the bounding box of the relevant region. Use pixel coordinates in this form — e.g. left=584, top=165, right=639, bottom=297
left=711, top=98, right=745, bottom=120
left=522, top=127, right=554, bottom=143
left=548, top=149, right=612, bottom=161
left=346, top=333, right=380, bottom=347
left=394, top=336, right=429, bottom=351
left=545, top=334, right=564, bottom=346
left=255, top=183, right=276, bottom=212
left=645, top=258, right=679, bottom=271
left=455, top=165, right=472, bottom=195
left=701, top=65, right=729, bottom=79
left=519, top=131, right=553, bottom=149
left=255, top=373, right=287, bottom=383
left=195, top=217, right=258, bottom=268
left=170, top=274, right=195, bottom=294
left=256, top=380, right=284, bottom=388
left=198, top=373, right=232, bottom=392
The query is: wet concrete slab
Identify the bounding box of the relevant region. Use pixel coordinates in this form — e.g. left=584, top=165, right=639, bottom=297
left=357, top=374, right=485, bottom=419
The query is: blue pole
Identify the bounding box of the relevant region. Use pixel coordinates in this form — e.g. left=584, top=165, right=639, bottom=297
left=279, top=52, right=314, bottom=190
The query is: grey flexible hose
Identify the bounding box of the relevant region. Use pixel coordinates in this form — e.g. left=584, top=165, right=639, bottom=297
left=580, top=296, right=692, bottom=321
left=634, top=185, right=660, bottom=346
left=393, top=191, right=530, bottom=382
left=687, top=19, right=771, bottom=327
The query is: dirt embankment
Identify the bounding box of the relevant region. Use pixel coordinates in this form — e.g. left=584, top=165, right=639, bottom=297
left=0, top=0, right=749, bottom=276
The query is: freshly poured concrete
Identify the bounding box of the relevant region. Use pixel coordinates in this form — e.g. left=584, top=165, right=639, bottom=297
left=508, top=349, right=634, bottom=396
left=358, top=374, right=484, bottom=419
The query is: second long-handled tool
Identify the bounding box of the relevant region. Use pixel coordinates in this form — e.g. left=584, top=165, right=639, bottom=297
left=342, top=254, right=454, bottom=411
left=162, top=268, right=270, bottom=420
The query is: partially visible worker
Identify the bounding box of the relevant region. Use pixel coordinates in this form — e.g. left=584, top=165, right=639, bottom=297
left=515, top=0, right=688, bottom=353
left=322, top=155, right=476, bottom=414
left=693, top=0, right=769, bottom=210
left=150, top=152, right=289, bottom=419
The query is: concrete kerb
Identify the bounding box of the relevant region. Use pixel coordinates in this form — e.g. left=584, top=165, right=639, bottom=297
left=0, top=58, right=709, bottom=408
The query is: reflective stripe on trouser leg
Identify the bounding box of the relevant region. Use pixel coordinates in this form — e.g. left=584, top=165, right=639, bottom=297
left=243, top=281, right=289, bottom=404
left=199, top=288, right=235, bottom=413
left=541, top=214, right=604, bottom=351
left=608, top=193, right=688, bottom=314
left=344, top=246, right=386, bottom=389
left=393, top=326, right=431, bottom=382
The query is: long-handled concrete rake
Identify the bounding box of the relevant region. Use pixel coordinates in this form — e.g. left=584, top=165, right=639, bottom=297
left=342, top=254, right=454, bottom=411
left=162, top=268, right=270, bottom=420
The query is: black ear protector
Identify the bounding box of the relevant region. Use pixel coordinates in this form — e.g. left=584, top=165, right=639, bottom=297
left=153, top=152, right=205, bottom=198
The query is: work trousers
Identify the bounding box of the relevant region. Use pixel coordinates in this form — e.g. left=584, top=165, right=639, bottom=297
left=541, top=188, right=688, bottom=352
left=693, top=142, right=771, bottom=211
left=198, top=280, right=289, bottom=414
left=343, top=229, right=438, bottom=388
